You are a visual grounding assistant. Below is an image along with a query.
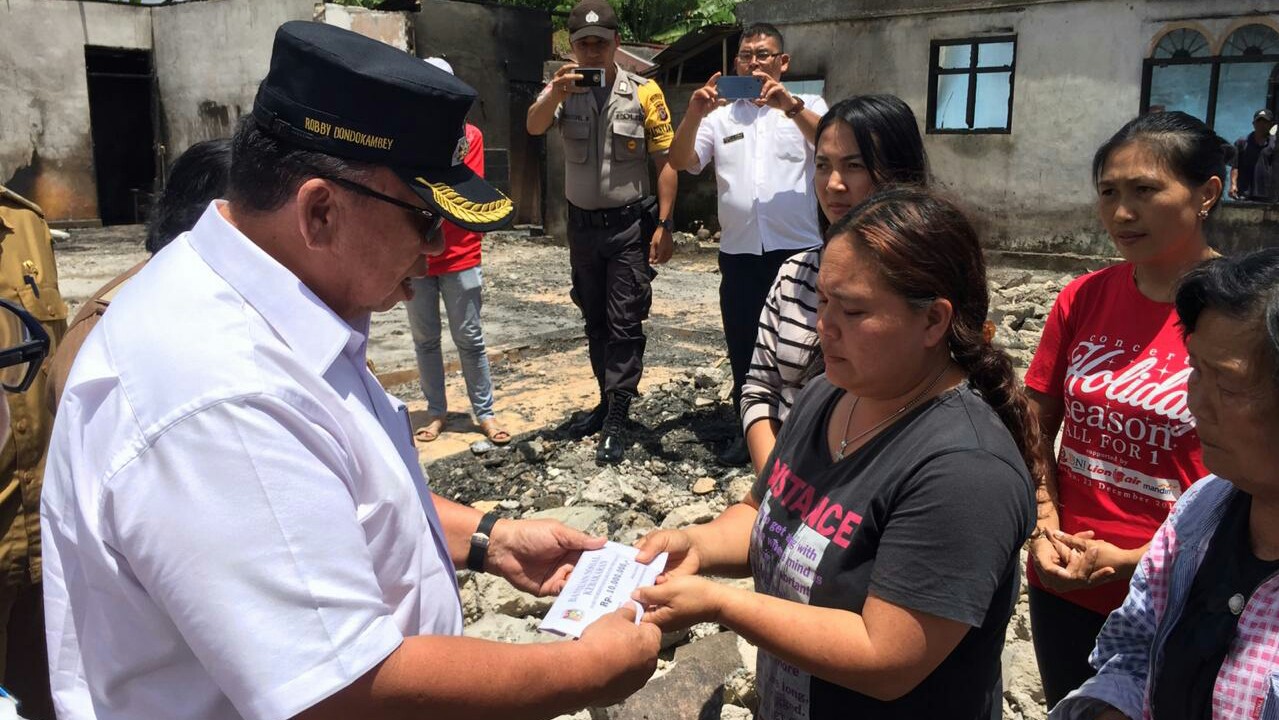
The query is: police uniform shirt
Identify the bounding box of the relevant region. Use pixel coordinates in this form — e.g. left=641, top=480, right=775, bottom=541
left=549, top=65, right=674, bottom=210
left=687, top=95, right=829, bottom=255
left=42, top=203, right=462, bottom=720
left=0, top=185, right=66, bottom=594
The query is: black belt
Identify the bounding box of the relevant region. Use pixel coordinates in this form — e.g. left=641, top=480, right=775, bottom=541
left=567, top=198, right=653, bottom=229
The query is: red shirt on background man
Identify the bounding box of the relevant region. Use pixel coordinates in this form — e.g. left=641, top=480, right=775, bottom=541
left=428, top=123, right=485, bottom=276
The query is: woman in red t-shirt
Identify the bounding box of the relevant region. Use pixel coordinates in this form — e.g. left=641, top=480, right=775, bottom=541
left=1024, top=111, right=1229, bottom=707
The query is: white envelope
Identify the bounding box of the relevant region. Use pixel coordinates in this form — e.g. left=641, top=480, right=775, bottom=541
left=539, top=541, right=668, bottom=638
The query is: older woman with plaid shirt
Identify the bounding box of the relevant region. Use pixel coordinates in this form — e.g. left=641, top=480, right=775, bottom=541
left=1051, top=248, right=1279, bottom=720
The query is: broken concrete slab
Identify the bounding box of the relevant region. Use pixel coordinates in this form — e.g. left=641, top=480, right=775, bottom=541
left=591, top=631, right=746, bottom=720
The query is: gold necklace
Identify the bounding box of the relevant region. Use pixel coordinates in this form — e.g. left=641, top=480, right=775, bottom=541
left=834, top=364, right=950, bottom=461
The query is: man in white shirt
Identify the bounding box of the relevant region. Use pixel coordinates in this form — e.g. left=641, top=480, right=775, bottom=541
left=666, top=23, right=827, bottom=466
left=41, top=21, right=658, bottom=720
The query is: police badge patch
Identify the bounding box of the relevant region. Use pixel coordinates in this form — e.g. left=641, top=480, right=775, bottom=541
left=452, top=133, right=470, bottom=166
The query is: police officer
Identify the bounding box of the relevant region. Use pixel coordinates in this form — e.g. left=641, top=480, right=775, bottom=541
left=527, top=0, right=677, bottom=464
left=0, top=184, right=65, bottom=720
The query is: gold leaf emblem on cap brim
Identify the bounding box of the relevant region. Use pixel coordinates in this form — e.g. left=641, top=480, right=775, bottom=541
left=416, top=178, right=513, bottom=226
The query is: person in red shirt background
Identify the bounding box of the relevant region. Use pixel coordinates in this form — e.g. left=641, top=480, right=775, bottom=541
left=1023, top=111, right=1227, bottom=708
left=404, top=57, right=509, bottom=445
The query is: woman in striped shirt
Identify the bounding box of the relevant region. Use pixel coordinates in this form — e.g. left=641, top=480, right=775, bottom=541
left=741, top=95, right=929, bottom=473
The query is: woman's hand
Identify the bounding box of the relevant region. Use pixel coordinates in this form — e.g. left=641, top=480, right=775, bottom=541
left=1031, top=530, right=1117, bottom=592
left=1053, top=531, right=1144, bottom=584
left=634, top=528, right=703, bottom=578
left=632, top=575, right=732, bottom=631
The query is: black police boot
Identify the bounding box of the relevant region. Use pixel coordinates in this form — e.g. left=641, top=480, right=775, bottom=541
left=567, top=386, right=608, bottom=438
left=595, top=391, right=632, bottom=465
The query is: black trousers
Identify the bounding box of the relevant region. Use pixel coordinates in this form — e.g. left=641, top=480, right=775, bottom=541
left=1, top=582, right=53, bottom=720
left=567, top=212, right=655, bottom=397
left=718, top=249, right=800, bottom=415
left=1028, top=585, right=1109, bottom=709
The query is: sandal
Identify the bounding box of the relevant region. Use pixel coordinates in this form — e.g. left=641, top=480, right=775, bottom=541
left=414, top=415, right=446, bottom=443
left=479, top=418, right=512, bottom=446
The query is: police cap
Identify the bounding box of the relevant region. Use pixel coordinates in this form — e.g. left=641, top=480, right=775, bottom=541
left=567, top=0, right=618, bottom=43
left=251, top=21, right=512, bottom=231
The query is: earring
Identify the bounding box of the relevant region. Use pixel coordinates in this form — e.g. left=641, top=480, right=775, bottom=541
left=1197, top=209, right=1209, bottom=219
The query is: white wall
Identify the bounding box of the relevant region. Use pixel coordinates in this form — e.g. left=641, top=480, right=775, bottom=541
left=152, top=0, right=315, bottom=160
left=0, top=0, right=151, bottom=220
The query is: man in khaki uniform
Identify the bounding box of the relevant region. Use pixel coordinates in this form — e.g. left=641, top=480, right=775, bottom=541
left=0, top=184, right=65, bottom=719
left=526, top=0, right=677, bottom=464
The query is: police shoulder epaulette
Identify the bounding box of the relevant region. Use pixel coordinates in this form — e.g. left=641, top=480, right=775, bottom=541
left=0, top=185, right=45, bottom=217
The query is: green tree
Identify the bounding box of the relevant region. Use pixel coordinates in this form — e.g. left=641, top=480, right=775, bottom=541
left=495, top=0, right=738, bottom=44
left=648, top=0, right=736, bottom=44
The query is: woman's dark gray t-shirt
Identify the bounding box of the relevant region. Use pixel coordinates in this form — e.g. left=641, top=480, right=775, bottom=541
left=749, top=376, right=1035, bottom=720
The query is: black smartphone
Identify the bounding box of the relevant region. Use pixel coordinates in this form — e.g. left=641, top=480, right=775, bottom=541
left=575, top=67, right=606, bottom=88
left=717, top=76, right=765, bottom=100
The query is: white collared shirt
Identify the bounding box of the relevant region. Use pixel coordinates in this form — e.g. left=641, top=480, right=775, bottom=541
left=41, top=202, right=462, bottom=720
left=689, top=95, right=828, bottom=255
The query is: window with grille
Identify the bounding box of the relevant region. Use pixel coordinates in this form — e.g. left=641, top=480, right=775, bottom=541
left=927, top=36, right=1017, bottom=134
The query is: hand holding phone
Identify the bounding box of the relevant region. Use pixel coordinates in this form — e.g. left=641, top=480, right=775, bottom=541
left=716, top=76, right=764, bottom=101
left=575, top=67, right=606, bottom=88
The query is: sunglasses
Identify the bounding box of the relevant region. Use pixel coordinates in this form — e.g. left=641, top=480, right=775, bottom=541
left=0, top=299, right=49, bottom=393
left=319, top=176, right=445, bottom=239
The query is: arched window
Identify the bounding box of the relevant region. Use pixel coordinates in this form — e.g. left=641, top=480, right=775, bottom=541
left=1215, top=25, right=1279, bottom=138
left=1222, top=23, right=1279, bottom=57
left=1146, top=28, right=1213, bottom=119
left=1143, top=22, right=1279, bottom=133
left=1153, top=28, right=1211, bottom=59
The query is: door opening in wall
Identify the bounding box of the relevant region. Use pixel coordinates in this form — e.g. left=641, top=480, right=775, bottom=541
left=85, top=46, right=156, bottom=226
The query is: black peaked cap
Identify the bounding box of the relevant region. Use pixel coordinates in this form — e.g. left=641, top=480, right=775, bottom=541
left=252, top=21, right=513, bottom=231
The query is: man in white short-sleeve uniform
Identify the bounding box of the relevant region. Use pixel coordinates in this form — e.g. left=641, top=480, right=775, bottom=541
left=41, top=21, right=658, bottom=720
left=665, top=23, right=827, bottom=466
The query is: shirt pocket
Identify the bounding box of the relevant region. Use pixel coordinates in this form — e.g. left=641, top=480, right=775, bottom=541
left=775, top=124, right=806, bottom=162
left=561, top=118, right=591, bottom=164
left=611, top=120, right=646, bottom=163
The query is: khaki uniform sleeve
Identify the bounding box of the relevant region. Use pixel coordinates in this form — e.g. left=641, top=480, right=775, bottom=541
left=637, top=81, right=674, bottom=153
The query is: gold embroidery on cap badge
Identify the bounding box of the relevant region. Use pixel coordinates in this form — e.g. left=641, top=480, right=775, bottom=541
left=416, top=178, right=514, bottom=225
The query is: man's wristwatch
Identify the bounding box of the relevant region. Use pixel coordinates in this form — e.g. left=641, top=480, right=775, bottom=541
left=466, top=512, right=501, bottom=573
left=785, top=95, right=805, bottom=119
left=658, top=217, right=674, bottom=232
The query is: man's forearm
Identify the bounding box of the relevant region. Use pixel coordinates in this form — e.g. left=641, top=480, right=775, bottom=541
left=667, top=113, right=704, bottom=171
left=791, top=106, right=822, bottom=144
left=433, top=493, right=484, bottom=568
left=527, top=92, right=560, bottom=136
left=655, top=155, right=677, bottom=221
left=299, top=635, right=611, bottom=720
